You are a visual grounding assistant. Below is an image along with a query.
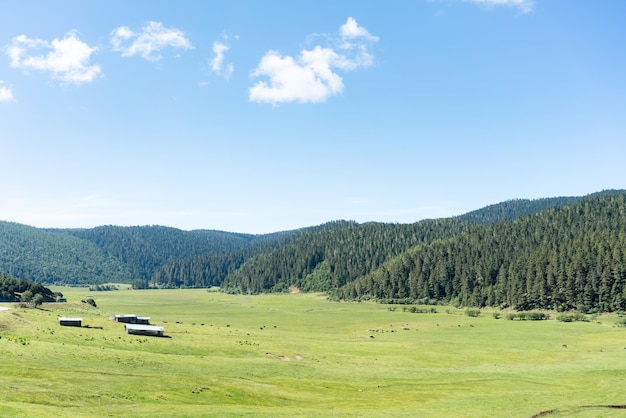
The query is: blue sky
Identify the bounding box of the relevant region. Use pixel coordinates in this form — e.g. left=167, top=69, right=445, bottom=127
left=1, top=0, right=625, bottom=234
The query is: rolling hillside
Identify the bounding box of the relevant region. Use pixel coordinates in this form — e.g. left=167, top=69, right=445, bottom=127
left=0, top=223, right=286, bottom=285
left=334, top=193, right=626, bottom=312
left=1, top=189, right=625, bottom=313
left=56, top=225, right=258, bottom=280
left=0, top=221, right=132, bottom=284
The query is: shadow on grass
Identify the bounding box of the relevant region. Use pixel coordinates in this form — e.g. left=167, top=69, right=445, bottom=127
left=531, top=404, right=626, bottom=417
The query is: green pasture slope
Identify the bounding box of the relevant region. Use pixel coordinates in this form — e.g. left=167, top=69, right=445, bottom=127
left=1, top=288, right=625, bottom=417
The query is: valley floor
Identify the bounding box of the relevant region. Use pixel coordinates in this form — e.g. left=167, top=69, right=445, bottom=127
left=1, top=287, right=625, bottom=417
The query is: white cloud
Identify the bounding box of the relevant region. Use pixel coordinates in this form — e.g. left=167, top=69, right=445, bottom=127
left=249, top=47, right=343, bottom=104
left=210, top=41, right=234, bottom=79
left=249, top=17, right=378, bottom=105
left=464, top=0, right=534, bottom=13
left=110, top=21, right=192, bottom=61
left=339, top=17, right=379, bottom=42
left=0, top=81, right=15, bottom=102
left=5, top=31, right=101, bottom=84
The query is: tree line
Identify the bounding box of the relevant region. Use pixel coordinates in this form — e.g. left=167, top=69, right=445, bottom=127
left=0, top=221, right=132, bottom=284
left=0, top=273, right=57, bottom=303
left=58, top=225, right=260, bottom=280
left=218, top=192, right=625, bottom=296
left=0, top=223, right=281, bottom=285
left=220, top=219, right=476, bottom=294
left=332, top=194, right=626, bottom=312
left=152, top=225, right=330, bottom=288
left=2, top=190, right=625, bottom=313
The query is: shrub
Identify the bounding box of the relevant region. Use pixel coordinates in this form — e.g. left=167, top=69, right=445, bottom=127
left=528, top=312, right=549, bottom=321
left=465, top=309, right=480, bottom=317
left=556, top=313, right=588, bottom=322
left=492, top=312, right=501, bottom=319
left=84, top=298, right=97, bottom=308
left=89, top=284, right=119, bottom=292
left=556, top=314, right=573, bottom=322
left=417, top=297, right=439, bottom=306
left=30, top=294, right=44, bottom=308
left=507, top=311, right=550, bottom=321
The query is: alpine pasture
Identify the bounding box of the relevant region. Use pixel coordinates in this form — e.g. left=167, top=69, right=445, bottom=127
left=1, top=287, right=625, bottom=417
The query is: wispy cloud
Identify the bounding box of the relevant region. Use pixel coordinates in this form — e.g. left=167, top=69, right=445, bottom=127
left=0, top=81, right=15, bottom=102
left=4, top=31, right=101, bottom=84
left=340, top=16, right=379, bottom=43
left=110, top=21, right=192, bottom=61
left=249, top=17, right=378, bottom=105
left=210, top=41, right=234, bottom=79
left=464, top=0, right=534, bottom=13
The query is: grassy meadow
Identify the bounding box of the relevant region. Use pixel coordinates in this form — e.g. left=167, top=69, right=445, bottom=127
left=1, top=287, right=625, bottom=417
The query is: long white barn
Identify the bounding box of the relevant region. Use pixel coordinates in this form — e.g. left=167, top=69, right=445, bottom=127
left=124, top=324, right=165, bottom=337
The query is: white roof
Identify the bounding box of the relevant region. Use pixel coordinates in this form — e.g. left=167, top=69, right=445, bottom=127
left=125, top=324, right=164, bottom=332
left=58, top=317, right=83, bottom=321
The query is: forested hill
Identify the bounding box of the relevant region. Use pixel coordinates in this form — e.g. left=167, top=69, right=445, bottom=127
left=1, top=190, right=625, bottom=302
left=217, top=190, right=626, bottom=295
left=54, top=225, right=259, bottom=280
left=457, top=190, right=624, bottom=225
left=220, top=219, right=476, bottom=294
left=0, top=223, right=288, bottom=285
left=0, top=273, right=57, bottom=302
left=0, top=221, right=132, bottom=284
left=152, top=227, right=311, bottom=289
left=333, top=193, right=626, bottom=312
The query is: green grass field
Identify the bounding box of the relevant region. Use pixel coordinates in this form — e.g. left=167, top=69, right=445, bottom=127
left=1, top=287, right=625, bottom=417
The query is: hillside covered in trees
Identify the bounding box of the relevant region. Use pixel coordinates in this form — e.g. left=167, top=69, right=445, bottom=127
left=152, top=228, right=307, bottom=289
left=0, top=222, right=132, bottom=284
left=1, top=190, right=625, bottom=312
left=57, top=225, right=264, bottom=283
left=0, top=223, right=291, bottom=286
left=456, top=190, right=621, bottom=225
left=220, top=219, right=475, bottom=293
left=0, top=273, right=57, bottom=303
left=333, top=193, right=626, bottom=312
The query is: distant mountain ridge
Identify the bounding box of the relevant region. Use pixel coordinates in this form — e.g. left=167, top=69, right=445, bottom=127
left=1, top=189, right=624, bottom=313
left=54, top=225, right=258, bottom=280
left=457, top=190, right=623, bottom=224
left=334, top=192, right=626, bottom=312
left=0, top=221, right=132, bottom=284
left=0, top=222, right=290, bottom=286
